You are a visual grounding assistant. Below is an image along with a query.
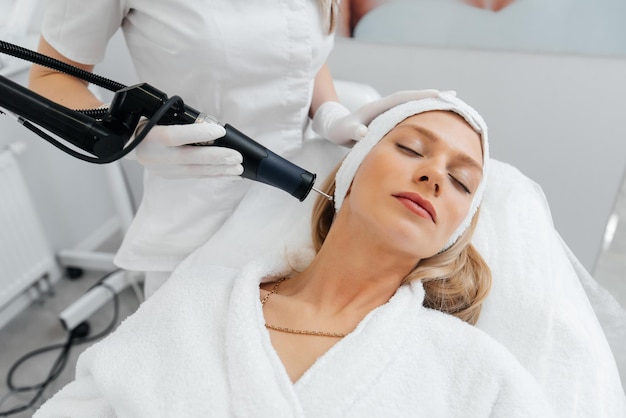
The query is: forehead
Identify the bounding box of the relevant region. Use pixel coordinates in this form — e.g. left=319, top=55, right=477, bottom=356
left=396, top=110, right=475, bottom=134
left=389, top=110, right=483, bottom=161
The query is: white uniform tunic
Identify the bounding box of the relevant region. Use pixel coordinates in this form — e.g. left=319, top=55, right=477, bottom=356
left=41, top=0, right=335, bottom=272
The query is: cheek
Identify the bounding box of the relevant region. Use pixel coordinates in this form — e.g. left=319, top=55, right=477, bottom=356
left=349, top=150, right=391, bottom=196
left=443, top=195, right=472, bottom=235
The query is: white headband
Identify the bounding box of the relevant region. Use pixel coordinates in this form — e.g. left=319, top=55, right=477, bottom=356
left=334, top=92, right=489, bottom=251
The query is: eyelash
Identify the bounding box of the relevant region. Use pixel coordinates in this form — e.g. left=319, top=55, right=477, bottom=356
left=396, top=143, right=422, bottom=157
left=449, top=175, right=471, bottom=194
left=396, top=143, right=471, bottom=194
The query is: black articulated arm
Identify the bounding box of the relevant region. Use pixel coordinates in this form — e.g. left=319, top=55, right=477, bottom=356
left=0, top=71, right=196, bottom=163
left=0, top=75, right=129, bottom=160
left=0, top=40, right=319, bottom=200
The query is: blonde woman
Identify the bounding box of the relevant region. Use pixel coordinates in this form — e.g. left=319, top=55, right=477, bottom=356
left=35, top=94, right=555, bottom=417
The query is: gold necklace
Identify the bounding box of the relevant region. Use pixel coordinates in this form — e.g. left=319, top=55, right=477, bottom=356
left=261, top=277, right=348, bottom=338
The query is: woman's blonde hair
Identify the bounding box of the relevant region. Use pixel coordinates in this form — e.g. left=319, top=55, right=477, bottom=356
left=318, top=0, right=340, bottom=34
left=311, top=165, right=492, bottom=326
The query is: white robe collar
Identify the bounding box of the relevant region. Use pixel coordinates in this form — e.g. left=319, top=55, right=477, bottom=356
left=224, top=247, right=426, bottom=417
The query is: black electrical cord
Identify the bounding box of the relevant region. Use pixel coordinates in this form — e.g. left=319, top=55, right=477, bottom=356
left=0, top=270, right=121, bottom=416
left=0, top=40, right=125, bottom=92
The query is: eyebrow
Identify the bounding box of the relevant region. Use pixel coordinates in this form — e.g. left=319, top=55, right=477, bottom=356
left=396, top=124, right=483, bottom=172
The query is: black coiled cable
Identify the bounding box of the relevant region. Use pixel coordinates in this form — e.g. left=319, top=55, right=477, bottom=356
left=0, top=40, right=125, bottom=92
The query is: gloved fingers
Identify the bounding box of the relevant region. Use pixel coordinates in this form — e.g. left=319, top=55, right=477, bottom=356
left=123, top=118, right=150, bottom=161
left=136, top=142, right=243, bottom=166
left=150, top=163, right=244, bottom=179
left=312, top=101, right=360, bottom=146
left=354, top=89, right=441, bottom=126
left=312, top=89, right=455, bottom=147
left=128, top=119, right=245, bottom=179
left=353, top=123, right=368, bottom=141
left=141, top=122, right=227, bottom=147
left=171, top=145, right=243, bottom=165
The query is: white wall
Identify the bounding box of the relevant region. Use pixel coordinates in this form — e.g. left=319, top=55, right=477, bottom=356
left=328, top=38, right=626, bottom=271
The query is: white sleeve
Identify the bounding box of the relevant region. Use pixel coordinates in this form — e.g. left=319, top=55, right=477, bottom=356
left=41, top=0, right=128, bottom=64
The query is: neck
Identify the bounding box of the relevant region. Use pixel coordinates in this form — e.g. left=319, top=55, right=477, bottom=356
left=282, top=213, right=419, bottom=315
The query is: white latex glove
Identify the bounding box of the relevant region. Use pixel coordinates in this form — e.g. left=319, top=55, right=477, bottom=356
left=312, top=89, right=445, bottom=146
left=127, top=120, right=244, bottom=179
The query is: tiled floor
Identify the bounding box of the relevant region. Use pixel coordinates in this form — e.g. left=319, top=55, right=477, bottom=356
left=0, top=180, right=625, bottom=416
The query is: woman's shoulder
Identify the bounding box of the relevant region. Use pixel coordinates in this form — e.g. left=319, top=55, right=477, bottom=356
left=164, top=253, right=240, bottom=297
left=74, top=260, right=241, bottom=377
left=411, top=307, right=525, bottom=375
left=416, top=306, right=537, bottom=377
left=83, top=256, right=242, bottom=354
left=421, top=307, right=502, bottom=346
left=402, top=282, right=508, bottom=356
left=408, top=307, right=556, bottom=412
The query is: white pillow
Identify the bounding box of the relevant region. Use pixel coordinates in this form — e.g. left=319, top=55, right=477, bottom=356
left=473, top=159, right=625, bottom=416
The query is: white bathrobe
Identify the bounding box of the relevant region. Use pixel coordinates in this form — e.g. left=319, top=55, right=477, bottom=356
left=35, top=247, right=556, bottom=417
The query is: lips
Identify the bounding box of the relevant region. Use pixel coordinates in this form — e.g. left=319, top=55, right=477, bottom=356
left=393, top=192, right=437, bottom=223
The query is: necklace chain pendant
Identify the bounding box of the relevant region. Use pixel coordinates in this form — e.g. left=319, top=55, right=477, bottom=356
left=261, top=277, right=348, bottom=338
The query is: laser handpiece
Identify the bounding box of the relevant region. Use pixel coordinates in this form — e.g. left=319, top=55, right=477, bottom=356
left=106, top=81, right=332, bottom=202
left=0, top=38, right=331, bottom=202
left=189, top=113, right=331, bottom=202
left=0, top=70, right=331, bottom=202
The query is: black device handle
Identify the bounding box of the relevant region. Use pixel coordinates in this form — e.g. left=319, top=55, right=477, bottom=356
left=215, top=125, right=316, bottom=201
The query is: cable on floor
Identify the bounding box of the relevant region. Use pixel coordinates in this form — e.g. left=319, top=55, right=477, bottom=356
left=0, top=270, right=121, bottom=416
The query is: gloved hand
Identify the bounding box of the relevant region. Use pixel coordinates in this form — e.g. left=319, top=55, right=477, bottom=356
left=127, top=120, right=244, bottom=179
left=312, top=89, right=445, bottom=146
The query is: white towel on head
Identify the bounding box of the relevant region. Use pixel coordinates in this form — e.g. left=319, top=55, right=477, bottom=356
left=334, top=92, right=489, bottom=250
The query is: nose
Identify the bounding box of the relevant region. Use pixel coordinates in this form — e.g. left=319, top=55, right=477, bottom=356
left=418, top=175, right=439, bottom=195
left=416, top=165, right=444, bottom=196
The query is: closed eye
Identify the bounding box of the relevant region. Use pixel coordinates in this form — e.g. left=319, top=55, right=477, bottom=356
left=395, top=143, right=422, bottom=157
left=449, top=174, right=471, bottom=194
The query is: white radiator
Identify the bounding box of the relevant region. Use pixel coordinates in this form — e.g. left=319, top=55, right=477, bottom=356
left=0, top=146, right=60, bottom=309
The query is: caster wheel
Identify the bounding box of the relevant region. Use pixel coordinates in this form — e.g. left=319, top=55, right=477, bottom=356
left=66, top=267, right=84, bottom=280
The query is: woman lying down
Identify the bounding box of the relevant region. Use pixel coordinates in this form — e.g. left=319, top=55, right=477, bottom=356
left=35, top=94, right=557, bottom=417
